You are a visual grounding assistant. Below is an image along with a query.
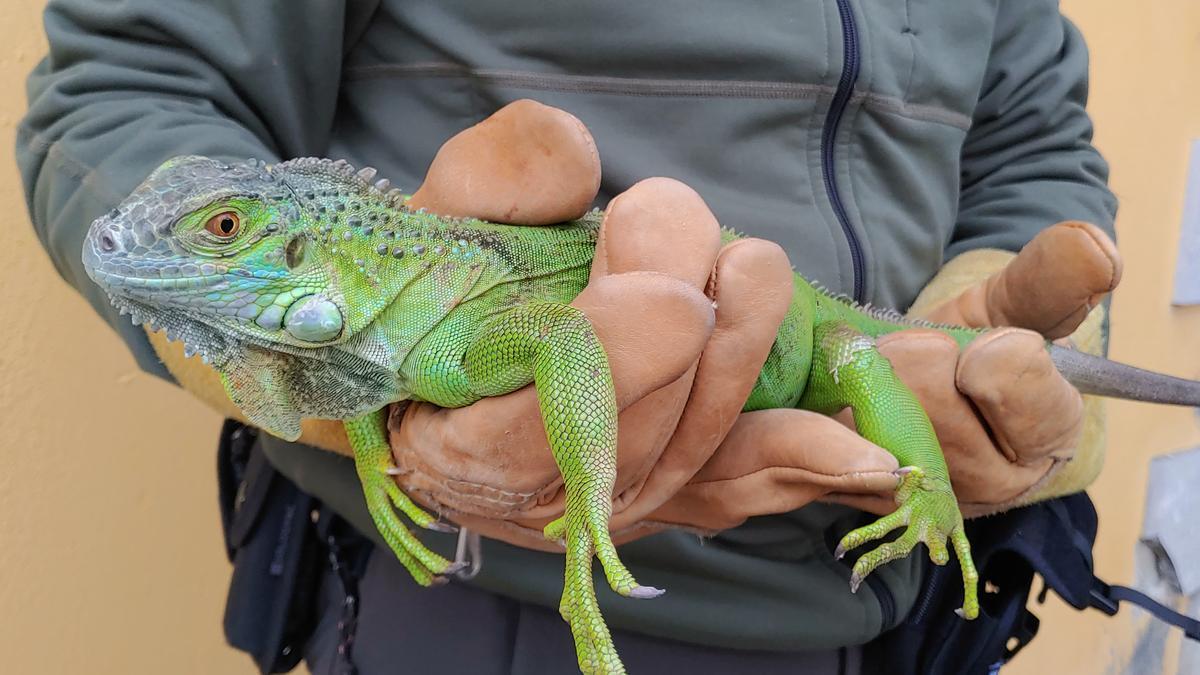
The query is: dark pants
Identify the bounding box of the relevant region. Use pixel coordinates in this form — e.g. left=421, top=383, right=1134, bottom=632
left=305, top=549, right=863, bottom=675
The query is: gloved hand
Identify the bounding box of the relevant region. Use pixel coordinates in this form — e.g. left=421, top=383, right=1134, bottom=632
left=883, top=221, right=1122, bottom=516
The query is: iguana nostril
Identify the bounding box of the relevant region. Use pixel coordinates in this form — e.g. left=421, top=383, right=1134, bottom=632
left=99, top=233, right=116, bottom=252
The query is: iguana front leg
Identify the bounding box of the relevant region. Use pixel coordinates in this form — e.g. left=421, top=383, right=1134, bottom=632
left=463, top=301, right=662, bottom=675
left=800, top=321, right=980, bottom=619
left=345, top=410, right=463, bottom=585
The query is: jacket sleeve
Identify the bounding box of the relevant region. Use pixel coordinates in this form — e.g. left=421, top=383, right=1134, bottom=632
left=17, top=0, right=377, bottom=379
left=948, top=0, right=1118, bottom=260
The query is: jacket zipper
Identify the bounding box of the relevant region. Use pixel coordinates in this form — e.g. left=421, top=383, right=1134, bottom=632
left=821, top=0, right=866, bottom=303
left=863, top=571, right=897, bottom=629
left=908, top=564, right=946, bottom=625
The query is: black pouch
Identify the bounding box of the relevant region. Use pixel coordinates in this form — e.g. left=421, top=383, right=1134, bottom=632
left=865, top=492, right=1200, bottom=674
left=218, top=420, right=321, bottom=674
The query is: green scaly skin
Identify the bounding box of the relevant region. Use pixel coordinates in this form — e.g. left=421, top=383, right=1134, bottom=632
left=84, top=156, right=982, bottom=674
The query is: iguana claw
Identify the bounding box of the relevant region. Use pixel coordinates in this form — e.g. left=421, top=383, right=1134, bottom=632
left=836, top=467, right=980, bottom=620
left=423, top=520, right=460, bottom=534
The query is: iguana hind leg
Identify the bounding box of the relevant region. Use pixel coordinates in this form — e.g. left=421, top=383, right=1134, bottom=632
left=464, top=302, right=662, bottom=675
left=345, top=410, right=463, bottom=586
left=800, top=320, right=979, bottom=619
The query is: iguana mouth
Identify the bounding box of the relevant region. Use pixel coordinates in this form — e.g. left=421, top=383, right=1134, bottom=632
left=90, top=266, right=225, bottom=293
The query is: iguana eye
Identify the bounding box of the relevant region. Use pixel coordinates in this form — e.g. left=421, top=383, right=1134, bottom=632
left=205, top=211, right=241, bottom=238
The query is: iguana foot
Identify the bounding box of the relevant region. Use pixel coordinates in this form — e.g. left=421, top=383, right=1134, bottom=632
left=346, top=412, right=461, bottom=586
left=360, top=458, right=464, bottom=584
left=834, top=467, right=979, bottom=619
left=544, top=503, right=662, bottom=674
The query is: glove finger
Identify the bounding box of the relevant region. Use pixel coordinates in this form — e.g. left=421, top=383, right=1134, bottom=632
left=585, top=176, right=729, bottom=510
left=591, top=176, right=723, bottom=290
left=954, top=328, right=1083, bottom=464
left=408, top=99, right=600, bottom=224
left=922, top=221, right=1122, bottom=339
left=609, top=237, right=793, bottom=528
left=579, top=274, right=714, bottom=407
left=647, top=409, right=902, bottom=532
left=573, top=179, right=728, bottom=500
left=586, top=177, right=722, bottom=398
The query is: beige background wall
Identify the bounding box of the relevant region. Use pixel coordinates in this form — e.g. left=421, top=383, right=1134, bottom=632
left=0, top=3, right=254, bottom=672
left=1009, top=2, right=1200, bottom=673
left=0, top=1, right=1197, bottom=673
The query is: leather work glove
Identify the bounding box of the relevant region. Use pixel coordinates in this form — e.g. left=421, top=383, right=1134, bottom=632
left=890, top=221, right=1122, bottom=517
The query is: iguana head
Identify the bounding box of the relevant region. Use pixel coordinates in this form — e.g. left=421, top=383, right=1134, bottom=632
left=83, top=155, right=410, bottom=438
left=83, top=155, right=411, bottom=350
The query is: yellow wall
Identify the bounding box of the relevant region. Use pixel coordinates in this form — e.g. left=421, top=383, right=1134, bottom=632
left=1010, top=2, right=1200, bottom=673
left=0, top=4, right=248, bottom=673
left=0, top=2, right=1196, bottom=673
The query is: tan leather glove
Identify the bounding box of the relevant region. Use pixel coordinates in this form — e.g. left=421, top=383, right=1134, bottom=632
left=892, top=221, right=1122, bottom=516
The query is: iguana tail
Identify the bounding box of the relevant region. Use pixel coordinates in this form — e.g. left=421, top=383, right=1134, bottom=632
left=1049, top=345, right=1200, bottom=407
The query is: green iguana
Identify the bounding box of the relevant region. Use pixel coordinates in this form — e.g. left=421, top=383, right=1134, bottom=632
left=82, top=156, right=1200, bottom=674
